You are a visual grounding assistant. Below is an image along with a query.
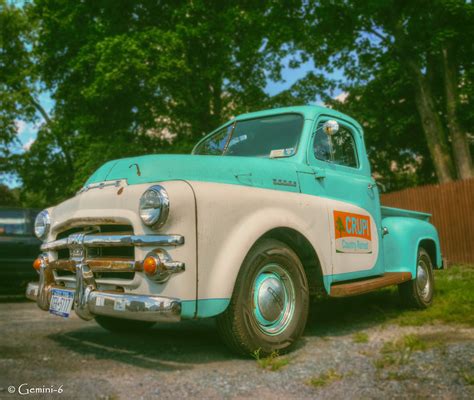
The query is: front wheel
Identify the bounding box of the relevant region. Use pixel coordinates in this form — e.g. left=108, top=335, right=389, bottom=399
left=216, top=239, right=309, bottom=356
left=398, top=247, right=434, bottom=309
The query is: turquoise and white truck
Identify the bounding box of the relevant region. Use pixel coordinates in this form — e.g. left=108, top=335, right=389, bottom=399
left=27, top=105, right=442, bottom=355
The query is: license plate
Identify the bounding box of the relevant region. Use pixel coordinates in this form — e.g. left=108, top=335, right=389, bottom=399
left=49, top=289, right=74, bottom=318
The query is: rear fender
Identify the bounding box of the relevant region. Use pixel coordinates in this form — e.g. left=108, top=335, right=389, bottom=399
left=382, top=216, right=442, bottom=278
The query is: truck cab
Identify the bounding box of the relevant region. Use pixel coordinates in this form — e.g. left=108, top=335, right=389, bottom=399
left=26, top=106, right=442, bottom=355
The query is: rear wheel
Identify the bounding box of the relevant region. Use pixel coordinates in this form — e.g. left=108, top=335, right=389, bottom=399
left=398, top=247, right=434, bottom=308
left=95, top=315, right=155, bottom=333
left=216, top=239, right=309, bottom=356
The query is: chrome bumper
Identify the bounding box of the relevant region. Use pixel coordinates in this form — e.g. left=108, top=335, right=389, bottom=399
left=28, top=233, right=184, bottom=322
left=26, top=281, right=181, bottom=322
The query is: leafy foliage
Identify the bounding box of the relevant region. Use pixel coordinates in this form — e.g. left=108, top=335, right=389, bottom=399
left=0, top=1, right=40, bottom=168
left=0, top=184, right=20, bottom=206
left=3, top=0, right=295, bottom=206
left=294, top=0, right=474, bottom=186
left=0, top=1, right=473, bottom=207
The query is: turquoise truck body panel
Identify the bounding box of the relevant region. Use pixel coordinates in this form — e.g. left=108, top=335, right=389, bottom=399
left=86, top=154, right=303, bottom=193
left=382, top=216, right=442, bottom=271
left=381, top=206, right=432, bottom=222
left=181, top=299, right=231, bottom=319
left=83, top=105, right=442, bottom=315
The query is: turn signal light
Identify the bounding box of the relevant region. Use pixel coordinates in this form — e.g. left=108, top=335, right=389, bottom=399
left=143, top=255, right=158, bottom=275
left=33, top=258, right=43, bottom=271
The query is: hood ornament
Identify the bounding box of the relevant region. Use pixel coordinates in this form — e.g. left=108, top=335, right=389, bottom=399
left=129, top=163, right=141, bottom=176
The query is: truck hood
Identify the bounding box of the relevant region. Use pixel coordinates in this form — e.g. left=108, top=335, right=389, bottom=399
left=85, top=154, right=306, bottom=193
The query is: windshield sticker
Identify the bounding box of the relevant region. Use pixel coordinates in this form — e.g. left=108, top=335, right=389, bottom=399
left=269, top=148, right=295, bottom=158
left=333, top=211, right=372, bottom=254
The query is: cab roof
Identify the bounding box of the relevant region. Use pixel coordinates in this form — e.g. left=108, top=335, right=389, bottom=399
left=233, top=105, right=362, bottom=131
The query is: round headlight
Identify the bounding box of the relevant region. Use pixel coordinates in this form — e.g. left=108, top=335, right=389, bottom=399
left=139, top=185, right=169, bottom=228
left=34, top=210, right=50, bottom=239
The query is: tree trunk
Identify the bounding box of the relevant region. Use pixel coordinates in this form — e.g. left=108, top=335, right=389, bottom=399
left=407, top=60, right=456, bottom=183
left=211, top=81, right=223, bottom=123
left=441, top=45, right=473, bottom=180
left=29, top=95, right=75, bottom=176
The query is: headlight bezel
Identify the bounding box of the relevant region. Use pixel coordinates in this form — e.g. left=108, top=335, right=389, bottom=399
left=34, top=210, right=51, bottom=240
left=139, top=185, right=170, bottom=229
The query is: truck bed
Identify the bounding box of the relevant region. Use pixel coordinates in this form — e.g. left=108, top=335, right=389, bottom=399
left=381, top=206, right=431, bottom=222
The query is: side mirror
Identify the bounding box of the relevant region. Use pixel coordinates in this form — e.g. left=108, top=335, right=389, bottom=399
left=323, top=120, right=339, bottom=136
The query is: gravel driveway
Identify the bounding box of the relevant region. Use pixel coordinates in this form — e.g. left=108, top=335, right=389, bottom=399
left=0, top=300, right=472, bottom=400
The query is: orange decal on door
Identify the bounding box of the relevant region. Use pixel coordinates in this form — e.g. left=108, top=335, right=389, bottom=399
left=333, top=210, right=372, bottom=254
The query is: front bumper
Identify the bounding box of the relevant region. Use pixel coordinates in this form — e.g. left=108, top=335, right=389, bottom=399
left=26, top=282, right=181, bottom=322
left=27, top=232, right=184, bottom=322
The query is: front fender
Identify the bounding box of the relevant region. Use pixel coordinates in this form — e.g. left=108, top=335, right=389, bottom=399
left=205, top=207, right=325, bottom=298
left=382, top=216, right=442, bottom=277
left=191, top=181, right=331, bottom=318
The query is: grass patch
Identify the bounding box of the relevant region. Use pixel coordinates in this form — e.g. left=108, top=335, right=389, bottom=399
left=352, top=332, right=369, bottom=343
left=375, top=333, right=441, bottom=369
left=252, top=349, right=289, bottom=371
left=308, top=369, right=343, bottom=387
left=396, top=265, right=474, bottom=327
left=307, top=265, right=474, bottom=336
left=462, top=371, right=474, bottom=385
left=386, top=371, right=410, bottom=381
left=374, top=354, right=396, bottom=369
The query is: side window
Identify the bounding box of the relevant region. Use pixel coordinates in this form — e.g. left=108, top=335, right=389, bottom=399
left=194, top=124, right=233, bottom=155
left=313, top=122, right=358, bottom=168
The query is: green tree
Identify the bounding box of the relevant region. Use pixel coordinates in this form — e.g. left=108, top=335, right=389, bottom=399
left=296, top=0, right=473, bottom=184
left=2, top=0, right=294, bottom=207
left=324, top=66, right=437, bottom=191
left=0, top=0, right=45, bottom=172
left=0, top=184, right=20, bottom=206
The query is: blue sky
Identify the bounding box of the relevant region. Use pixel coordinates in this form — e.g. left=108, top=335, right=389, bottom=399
left=13, top=65, right=314, bottom=153
left=6, top=0, right=346, bottom=188
left=6, top=57, right=344, bottom=188
left=13, top=92, right=54, bottom=153
left=15, top=58, right=341, bottom=152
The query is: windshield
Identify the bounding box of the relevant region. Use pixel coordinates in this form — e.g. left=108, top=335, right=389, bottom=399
left=193, top=113, right=304, bottom=158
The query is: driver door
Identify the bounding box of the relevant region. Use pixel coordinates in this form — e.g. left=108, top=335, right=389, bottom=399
left=309, top=116, right=385, bottom=283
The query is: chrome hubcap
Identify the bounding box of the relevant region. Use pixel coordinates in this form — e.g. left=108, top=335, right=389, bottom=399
left=253, top=264, right=295, bottom=336
left=417, top=260, right=431, bottom=300
left=257, top=276, right=285, bottom=321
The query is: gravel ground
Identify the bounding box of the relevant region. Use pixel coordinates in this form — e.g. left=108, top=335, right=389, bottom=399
left=0, top=300, right=472, bottom=400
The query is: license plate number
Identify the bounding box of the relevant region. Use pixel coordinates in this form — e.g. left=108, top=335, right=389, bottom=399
left=49, top=289, right=74, bottom=318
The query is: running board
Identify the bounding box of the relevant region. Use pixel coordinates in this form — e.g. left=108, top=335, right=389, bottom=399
left=329, top=272, right=412, bottom=298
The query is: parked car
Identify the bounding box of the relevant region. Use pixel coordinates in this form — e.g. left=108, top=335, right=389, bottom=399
left=26, top=106, right=442, bottom=355
left=0, top=208, right=41, bottom=295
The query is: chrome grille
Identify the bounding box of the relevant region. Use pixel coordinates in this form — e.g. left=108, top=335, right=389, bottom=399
left=55, top=225, right=134, bottom=261
left=41, top=224, right=184, bottom=289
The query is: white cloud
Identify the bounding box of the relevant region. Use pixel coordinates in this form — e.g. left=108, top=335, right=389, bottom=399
left=15, top=120, right=28, bottom=135
left=22, top=138, right=35, bottom=151
left=334, top=92, right=348, bottom=103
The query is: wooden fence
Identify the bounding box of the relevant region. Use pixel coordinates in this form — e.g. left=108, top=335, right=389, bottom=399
left=381, top=179, right=474, bottom=265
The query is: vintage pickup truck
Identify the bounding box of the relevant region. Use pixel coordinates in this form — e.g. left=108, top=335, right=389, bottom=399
left=26, top=106, right=442, bottom=355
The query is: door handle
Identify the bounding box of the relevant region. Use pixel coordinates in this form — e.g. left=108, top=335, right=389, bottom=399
left=312, top=167, right=326, bottom=180
left=368, top=181, right=386, bottom=192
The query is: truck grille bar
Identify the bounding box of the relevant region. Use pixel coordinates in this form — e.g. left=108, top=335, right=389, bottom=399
left=41, top=233, right=185, bottom=251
